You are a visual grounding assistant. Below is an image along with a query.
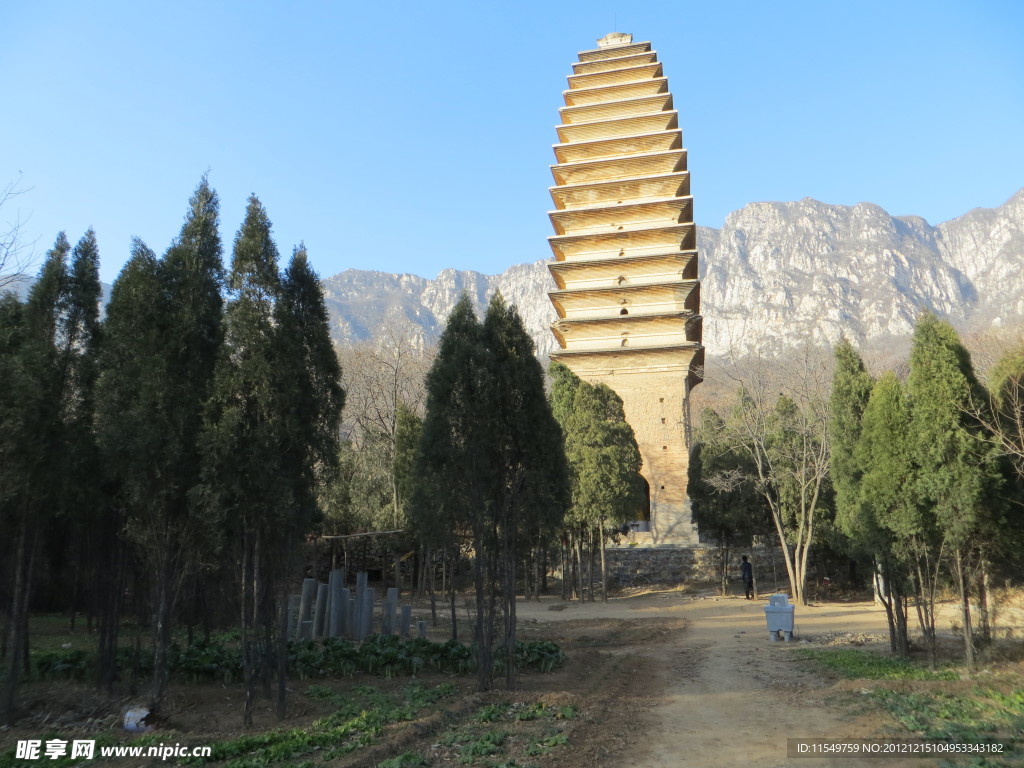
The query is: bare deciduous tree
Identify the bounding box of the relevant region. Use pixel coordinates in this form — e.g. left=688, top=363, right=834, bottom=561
left=1, top=176, right=38, bottom=292
left=715, top=345, right=834, bottom=605
left=331, top=319, right=434, bottom=532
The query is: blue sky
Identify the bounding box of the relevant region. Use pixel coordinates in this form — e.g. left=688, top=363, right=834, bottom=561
left=3, top=0, right=1022, bottom=285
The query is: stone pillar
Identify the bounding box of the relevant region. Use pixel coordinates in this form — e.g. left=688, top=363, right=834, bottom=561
left=383, top=587, right=399, bottom=635
left=313, top=582, right=329, bottom=639
left=360, top=588, right=375, bottom=641
left=328, top=569, right=345, bottom=637
left=399, top=605, right=412, bottom=638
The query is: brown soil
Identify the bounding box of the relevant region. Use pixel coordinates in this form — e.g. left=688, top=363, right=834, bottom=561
left=4, top=590, right=1007, bottom=767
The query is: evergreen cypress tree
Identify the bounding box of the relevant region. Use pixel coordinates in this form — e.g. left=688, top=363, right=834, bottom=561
left=271, top=245, right=344, bottom=716
left=829, top=339, right=873, bottom=541
left=411, top=294, right=493, bottom=682
left=56, top=231, right=104, bottom=648
left=413, top=295, right=490, bottom=529
left=202, top=195, right=290, bottom=725
left=96, top=178, right=224, bottom=708
left=411, top=293, right=567, bottom=690
left=0, top=292, right=27, bottom=724
left=551, top=362, right=641, bottom=601
left=275, top=245, right=343, bottom=531
left=2, top=233, right=82, bottom=722
left=854, top=373, right=915, bottom=657
left=907, top=312, right=999, bottom=670
left=393, top=401, right=422, bottom=519
left=95, top=239, right=164, bottom=687
left=827, top=339, right=913, bottom=652
left=484, top=294, right=568, bottom=688
left=984, top=349, right=1024, bottom=562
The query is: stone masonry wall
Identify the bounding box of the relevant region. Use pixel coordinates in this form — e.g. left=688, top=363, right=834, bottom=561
left=604, top=544, right=791, bottom=591
left=587, top=367, right=699, bottom=547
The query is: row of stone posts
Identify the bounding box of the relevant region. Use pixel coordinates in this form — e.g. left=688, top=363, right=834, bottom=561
left=288, top=570, right=422, bottom=642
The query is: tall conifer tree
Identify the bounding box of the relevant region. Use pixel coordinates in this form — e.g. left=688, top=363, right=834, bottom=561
left=96, top=177, right=224, bottom=707
left=412, top=294, right=567, bottom=690
left=412, top=295, right=493, bottom=679
left=829, top=339, right=873, bottom=539
left=271, top=245, right=344, bottom=716
left=550, top=362, right=641, bottom=601
left=95, top=240, right=164, bottom=687
left=907, top=312, right=999, bottom=670
left=3, top=231, right=100, bottom=721
left=854, top=373, right=915, bottom=656
left=485, top=295, right=568, bottom=688
left=203, top=195, right=290, bottom=724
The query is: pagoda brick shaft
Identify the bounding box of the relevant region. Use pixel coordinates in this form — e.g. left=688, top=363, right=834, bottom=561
left=547, top=34, right=704, bottom=547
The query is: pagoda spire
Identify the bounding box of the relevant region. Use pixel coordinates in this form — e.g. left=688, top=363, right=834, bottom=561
left=546, top=35, right=704, bottom=547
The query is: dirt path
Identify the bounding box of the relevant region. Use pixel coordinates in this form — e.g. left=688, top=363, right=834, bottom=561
left=517, top=592, right=931, bottom=768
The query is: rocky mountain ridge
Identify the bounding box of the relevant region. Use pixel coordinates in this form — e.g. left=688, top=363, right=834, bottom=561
left=322, top=189, right=1024, bottom=360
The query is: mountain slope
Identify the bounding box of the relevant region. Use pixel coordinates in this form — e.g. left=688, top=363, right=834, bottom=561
left=290, top=189, right=1024, bottom=359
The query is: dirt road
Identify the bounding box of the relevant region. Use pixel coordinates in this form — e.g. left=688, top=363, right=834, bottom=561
left=517, top=591, right=931, bottom=768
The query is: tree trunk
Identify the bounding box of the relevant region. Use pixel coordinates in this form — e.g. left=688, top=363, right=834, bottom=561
left=541, top=545, right=548, bottom=596
left=96, top=533, right=124, bottom=691
left=768, top=501, right=800, bottom=603
left=536, top=544, right=544, bottom=600
left=894, top=589, right=910, bottom=659
left=875, top=562, right=898, bottom=655
left=978, top=556, right=992, bottom=645
left=953, top=548, right=976, bottom=673
left=150, top=557, right=172, bottom=712
left=559, top=544, right=568, bottom=601
left=447, top=549, right=458, bottom=643
left=573, top=539, right=583, bottom=601
left=472, top=527, right=491, bottom=692
left=911, top=552, right=937, bottom=670
left=503, top=519, right=518, bottom=690
left=719, top=544, right=729, bottom=597
left=429, top=548, right=438, bottom=627
left=589, top=532, right=598, bottom=606
left=276, top=586, right=289, bottom=720
left=241, top=529, right=255, bottom=727
left=599, top=521, right=607, bottom=603
left=1, top=516, right=35, bottom=725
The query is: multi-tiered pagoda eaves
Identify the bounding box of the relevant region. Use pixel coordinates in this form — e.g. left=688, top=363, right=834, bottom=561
left=547, top=33, right=704, bottom=546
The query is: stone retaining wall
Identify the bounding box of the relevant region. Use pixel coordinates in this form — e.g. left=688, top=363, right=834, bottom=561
left=603, top=544, right=790, bottom=590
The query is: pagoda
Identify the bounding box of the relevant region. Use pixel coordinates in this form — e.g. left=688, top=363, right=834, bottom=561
left=547, top=33, right=704, bottom=546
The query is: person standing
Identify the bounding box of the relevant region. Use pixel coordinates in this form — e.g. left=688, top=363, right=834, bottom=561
left=741, top=555, right=754, bottom=600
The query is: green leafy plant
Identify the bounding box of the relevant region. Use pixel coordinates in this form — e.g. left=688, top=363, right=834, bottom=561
left=797, top=648, right=957, bottom=680
left=477, top=703, right=509, bottom=723
left=460, top=730, right=509, bottom=760
left=525, top=730, right=569, bottom=756
left=180, top=682, right=456, bottom=765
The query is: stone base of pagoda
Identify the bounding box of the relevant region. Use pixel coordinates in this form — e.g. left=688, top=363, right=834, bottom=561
left=552, top=348, right=702, bottom=548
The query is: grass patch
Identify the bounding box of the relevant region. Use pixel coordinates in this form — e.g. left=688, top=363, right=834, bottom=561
left=798, top=647, right=1023, bottom=766
left=868, top=687, right=1024, bottom=766
left=797, top=648, right=958, bottom=680
left=433, top=701, right=574, bottom=767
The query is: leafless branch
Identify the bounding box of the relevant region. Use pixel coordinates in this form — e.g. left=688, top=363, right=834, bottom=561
left=0, top=175, right=38, bottom=292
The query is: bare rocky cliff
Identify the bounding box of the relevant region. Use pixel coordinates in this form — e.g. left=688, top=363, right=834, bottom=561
left=321, top=189, right=1024, bottom=360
